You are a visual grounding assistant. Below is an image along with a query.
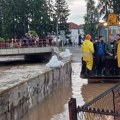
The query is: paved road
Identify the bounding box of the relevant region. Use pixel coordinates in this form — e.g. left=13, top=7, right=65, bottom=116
left=63, top=46, right=82, bottom=62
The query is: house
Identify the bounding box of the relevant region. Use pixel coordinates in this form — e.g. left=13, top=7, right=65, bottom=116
left=79, top=24, right=84, bottom=38
left=68, top=22, right=84, bottom=44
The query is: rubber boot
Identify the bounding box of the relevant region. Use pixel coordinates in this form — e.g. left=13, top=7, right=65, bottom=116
left=80, top=61, right=86, bottom=77
left=85, top=68, right=89, bottom=77
left=89, top=70, right=93, bottom=77
left=117, top=68, right=120, bottom=76
left=85, top=68, right=92, bottom=77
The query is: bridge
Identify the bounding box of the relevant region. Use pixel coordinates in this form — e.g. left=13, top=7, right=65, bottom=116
left=0, top=41, right=54, bottom=61
left=0, top=47, right=52, bottom=56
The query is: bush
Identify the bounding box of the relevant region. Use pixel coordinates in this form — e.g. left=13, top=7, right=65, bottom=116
left=28, top=31, right=38, bottom=37
left=0, top=37, right=5, bottom=42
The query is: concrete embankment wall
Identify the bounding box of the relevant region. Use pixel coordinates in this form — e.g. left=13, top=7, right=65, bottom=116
left=0, top=61, right=72, bottom=120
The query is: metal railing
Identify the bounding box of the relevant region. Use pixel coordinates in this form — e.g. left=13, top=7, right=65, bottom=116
left=68, top=83, right=120, bottom=120
left=0, top=39, right=56, bottom=49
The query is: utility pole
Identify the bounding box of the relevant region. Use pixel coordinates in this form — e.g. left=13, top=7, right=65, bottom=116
left=105, top=0, right=109, bottom=41
left=56, top=17, right=59, bottom=46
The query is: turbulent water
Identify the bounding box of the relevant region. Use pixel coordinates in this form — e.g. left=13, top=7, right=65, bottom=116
left=22, top=63, right=116, bottom=120
left=0, top=46, right=116, bottom=120
left=0, top=58, right=116, bottom=120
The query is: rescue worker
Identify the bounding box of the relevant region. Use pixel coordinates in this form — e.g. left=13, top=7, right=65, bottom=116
left=105, top=34, right=117, bottom=76
left=81, top=34, right=94, bottom=76
left=94, top=36, right=106, bottom=76
left=116, top=34, right=120, bottom=75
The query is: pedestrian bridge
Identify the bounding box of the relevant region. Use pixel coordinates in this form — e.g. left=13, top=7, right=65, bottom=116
left=0, top=47, right=52, bottom=56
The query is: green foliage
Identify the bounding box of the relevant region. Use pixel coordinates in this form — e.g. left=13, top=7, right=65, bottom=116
left=58, top=47, right=65, bottom=51
left=0, top=0, right=56, bottom=38
left=0, top=0, right=69, bottom=39
left=98, top=0, right=120, bottom=20
left=84, top=0, right=99, bottom=39
left=0, top=37, right=5, bottom=42
left=28, top=31, right=38, bottom=37
left=29, top=0, right=51, bottom=36
left=54, top=0, right=70, bottom=34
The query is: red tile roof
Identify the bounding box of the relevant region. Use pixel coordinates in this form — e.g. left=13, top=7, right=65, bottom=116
left=68, top=22, right=80, bottom=29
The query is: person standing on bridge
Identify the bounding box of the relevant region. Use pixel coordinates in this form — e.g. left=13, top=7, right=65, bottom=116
left=81, top=34, right=94, bottom=76
left=47, top=32, right=53, bottom=46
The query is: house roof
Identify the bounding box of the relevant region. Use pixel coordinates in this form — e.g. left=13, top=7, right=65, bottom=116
left=68, top=22, right=80, bottom=29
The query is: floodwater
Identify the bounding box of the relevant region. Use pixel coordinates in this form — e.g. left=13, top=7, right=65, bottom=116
left=22, top=63, right=116, bottom=120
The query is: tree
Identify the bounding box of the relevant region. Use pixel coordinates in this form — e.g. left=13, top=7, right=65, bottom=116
left=29, top=0, right=51, bottom=36
left=0, top=0, right=32, bottom=38
left=54, top=0, right=70, bottom=34
left=0, top=0, right=70, bottom=39
left=84, top=0, right=99, bottom=39
left=0, top=0, right=54, bottom=38
left=0, top=4, right=3, bottom=37
left=98, top=0, right=120, bottom=20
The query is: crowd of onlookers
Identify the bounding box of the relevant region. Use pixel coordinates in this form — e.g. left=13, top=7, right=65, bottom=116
left=0, top=32, right=83, bottom=48
left=0, top=32, right=56, bottom=48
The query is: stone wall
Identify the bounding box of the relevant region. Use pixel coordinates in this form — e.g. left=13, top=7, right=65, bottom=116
left=0, top=61, right=72, bottom=120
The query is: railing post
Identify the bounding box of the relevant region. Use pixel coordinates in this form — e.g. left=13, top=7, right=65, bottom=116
left=113, top=89, right=120, bottom=120
left=68, top=98, right=77, bottom=120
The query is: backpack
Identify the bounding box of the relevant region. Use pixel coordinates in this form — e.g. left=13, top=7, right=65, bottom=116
left=98, top=43, right=104, bottom=56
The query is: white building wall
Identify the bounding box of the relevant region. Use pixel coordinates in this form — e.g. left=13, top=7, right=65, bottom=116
left=79, top=28, right=84, bottom=37
left=70, top=29, right=79, bottom=43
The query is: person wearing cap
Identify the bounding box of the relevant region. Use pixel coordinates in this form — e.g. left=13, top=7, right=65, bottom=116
left=94, top=36, right=106, bottom=76
left=105, top=34, right=117, bottom=76
left=81, top=34, right=94, bottom=76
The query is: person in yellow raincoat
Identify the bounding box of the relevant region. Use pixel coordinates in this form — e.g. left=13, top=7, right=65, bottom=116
left=117, top=34, right=120, bottom=72
left=81, top=34, right=94, bottom=76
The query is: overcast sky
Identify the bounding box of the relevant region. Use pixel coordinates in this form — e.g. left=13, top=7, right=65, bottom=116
left=66, top=0, right=86, bottom=25
left=66, top=0, right=98, bottom=25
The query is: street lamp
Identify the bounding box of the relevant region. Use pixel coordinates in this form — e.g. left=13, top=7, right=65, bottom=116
left=54, top=15, right=59, bottom=46
left=105, top=0, right=108, bottom=15
left=103, top=22, right=108, bottom=26
left=56, top=17, right=58, bottom=41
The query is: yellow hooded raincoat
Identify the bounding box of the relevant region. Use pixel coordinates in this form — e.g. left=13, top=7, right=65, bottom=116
left=117, top=40, right=120, bottom=67
left=81, top=39, right=94, bottom=70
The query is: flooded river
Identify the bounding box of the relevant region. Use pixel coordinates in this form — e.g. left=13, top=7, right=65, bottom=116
left=21, top=63, right=116, bottom=120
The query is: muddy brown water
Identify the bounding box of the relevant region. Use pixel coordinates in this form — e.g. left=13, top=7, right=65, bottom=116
left=0, top=61, right=116, bottom=120
left=21, top=63, right=116, bottom=120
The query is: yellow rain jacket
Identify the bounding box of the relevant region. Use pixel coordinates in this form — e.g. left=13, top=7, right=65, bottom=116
left=117, top=40, right=120, bottom=67
left=81, top=40, right=94, bottom=70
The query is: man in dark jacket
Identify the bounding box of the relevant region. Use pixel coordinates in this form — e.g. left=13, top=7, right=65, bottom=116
left=105, top=34, right=117, bottom=76
left=94, top=36, right=106, bottom=76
